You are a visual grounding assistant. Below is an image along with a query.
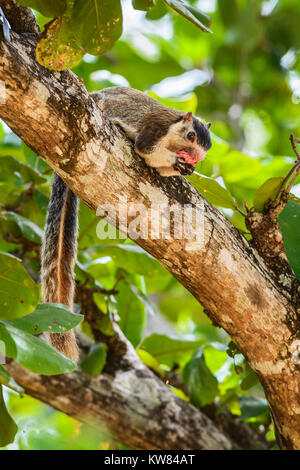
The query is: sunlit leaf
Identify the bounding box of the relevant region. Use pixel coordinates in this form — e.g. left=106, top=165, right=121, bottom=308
left=6, top=303, right=83, bottom=335
left=36, top=4, right=84, bottom=71
left=0, top=364, right=24, bottom=394
left=0, top=384, right=18, bottom=448
left=278, top=201, right=300, bottom=279
left=0, top=321, right=76, bottom=375
left=137, top=350, right=164, bottom=377
left=16, top=0, right=67, bottom=17
left=188, top=173, right=237, bottom=209
left=139, top=333, right=204, bottom=368
left=253, top=177, right=283, bottom=212
left=162, top=0, right=212, bottom=33
left=93, top=245, right=162, bottom=277
left=0, top=253, right=39, bottom=320
left=71, top=0, right=122, bottom=55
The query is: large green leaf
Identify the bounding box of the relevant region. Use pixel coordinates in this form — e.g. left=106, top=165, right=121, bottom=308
left=162, top=0, right=212, bottom=33
left=0, top=253, right=39, bottom=320
left=0, top=211, right=44, bottom=244
left=16, top=0, right=67, bottom=17
left=71, top=0, right=123, bottom=55
left=81, top=343, right=107, bottom=375
left=0, top=385, right=18, bottom=448
left=0, top=321, right=76, bottom=375
left=188, top=173, right=237, bottom=209
left=0, top=364, right=24, bottom=394
left=139, top=333, right=204, bottom=368
left=36, top=2, right=84, bottom=71
left=115, top=282, right=146, bottom=347
left=183, top=348, right=218, bottom=407
left=253, top=177, right=283, bottom=212
left=278, top=201, right=300, bottom=279
left=132, top=0, right=155, bottom=11
left=6, top=303, right=83, bottom=335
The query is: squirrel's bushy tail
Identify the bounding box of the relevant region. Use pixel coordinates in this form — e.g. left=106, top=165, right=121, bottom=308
left=41, top=173, right=79, bottom=362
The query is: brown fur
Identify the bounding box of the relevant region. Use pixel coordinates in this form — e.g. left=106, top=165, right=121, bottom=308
left=41, top=174, right=79, bottom=362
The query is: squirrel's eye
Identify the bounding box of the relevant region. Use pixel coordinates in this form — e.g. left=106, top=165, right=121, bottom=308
left=187, top=131, right=196, bottom=141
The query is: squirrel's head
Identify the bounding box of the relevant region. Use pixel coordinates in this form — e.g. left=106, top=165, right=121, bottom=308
left=168, top=112, right=212, bottom=163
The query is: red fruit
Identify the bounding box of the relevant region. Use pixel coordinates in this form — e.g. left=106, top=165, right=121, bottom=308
left=177, top=150, right=197, bottom=165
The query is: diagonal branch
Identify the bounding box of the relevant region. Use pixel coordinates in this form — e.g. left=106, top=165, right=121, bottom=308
left=6, top=328, right=237, bottom=450
left=0, top=0, right=299, bottom=449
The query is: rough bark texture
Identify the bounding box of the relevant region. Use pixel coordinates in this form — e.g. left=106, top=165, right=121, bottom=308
left=6, top=328, right=236, bottom=451
left=0, top=1, right=299, bottom=449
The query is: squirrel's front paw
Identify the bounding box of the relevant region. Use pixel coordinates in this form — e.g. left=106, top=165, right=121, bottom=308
left=173, top=157, right=195, bottom=176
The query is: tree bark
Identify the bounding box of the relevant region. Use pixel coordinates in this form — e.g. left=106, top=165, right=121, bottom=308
left=6, top=329, right=236, bottom=451
left=0, top=1, right=299, bottom=449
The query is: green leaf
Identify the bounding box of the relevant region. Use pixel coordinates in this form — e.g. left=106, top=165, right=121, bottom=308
left=0, top=364, right=24, bottom=394
left=162, top=0, right=212, bottom=33
left=6, top=303, right=83, bottom=335
left=132, top=0, right=155, bottom=11
left=188, top=173, right=237, bottom=209
left=0, top=211, right=44, bottom=243
left=115, top=282, right=146, bottom=347
left=0, top=252, right=39, bottom=320
left=139, top=333, right=204, bottom=368
left=238, top=396, right=269, bottom=420
left=93, top=245, right=163, bottom=277
left=71, top=0, right=123, bottom=55
left=0, top=322, right=76, bottom=375
left=241, top=369, right=259, bottom=391
left=183, top=348, right=218, bottom=407
left=36, top=6, right=84, bottom=71
left=81, top=343, right=107, bottom=375
left=278, top=201, right=300, bottom=279
left=16, top=0, right=67, bottom=17
left=0, top=155, right=45, bottom=185
left=253, top=177, right=283, bottom=212
left=137, top=349, right=164, bottom=377
left=0, top=384, right=18, bottom=448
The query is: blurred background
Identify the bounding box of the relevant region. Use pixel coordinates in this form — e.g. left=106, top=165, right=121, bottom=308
left=1, top=0, right=299, bottom=449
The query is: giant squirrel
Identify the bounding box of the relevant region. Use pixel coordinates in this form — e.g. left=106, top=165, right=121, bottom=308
left=41, top=87, right=212, bottom=361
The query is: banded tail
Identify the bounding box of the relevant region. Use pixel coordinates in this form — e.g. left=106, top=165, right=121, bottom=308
left=41, top=173, right=79, bottom=361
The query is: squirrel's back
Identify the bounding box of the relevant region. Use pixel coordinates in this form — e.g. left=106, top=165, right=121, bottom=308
left=91, top=87, right=182, bottom=138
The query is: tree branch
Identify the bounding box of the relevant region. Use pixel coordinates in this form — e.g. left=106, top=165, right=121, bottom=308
left=6, top=329, right=236, bottom=450
left=0, top=1, right=299, bottom=449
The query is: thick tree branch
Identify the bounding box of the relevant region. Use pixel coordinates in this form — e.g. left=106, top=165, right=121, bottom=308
left=6, top=329, right=236, bottom=451
left=0, top=2, right=299, bottom=449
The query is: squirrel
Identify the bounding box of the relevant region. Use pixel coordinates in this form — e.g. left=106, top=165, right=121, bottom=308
left=41, top=87, right=212, bottom=361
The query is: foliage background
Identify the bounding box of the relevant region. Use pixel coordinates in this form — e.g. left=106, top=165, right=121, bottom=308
left=0, top=0, right=300, bottom=449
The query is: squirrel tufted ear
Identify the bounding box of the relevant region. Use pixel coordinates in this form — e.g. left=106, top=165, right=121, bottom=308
left=182, top=111, right=193, bottom=122
left=206, top=122, right=211, bottom=129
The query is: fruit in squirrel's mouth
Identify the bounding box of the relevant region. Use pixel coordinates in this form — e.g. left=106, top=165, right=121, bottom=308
left=177, top=150, right=197, bottom=165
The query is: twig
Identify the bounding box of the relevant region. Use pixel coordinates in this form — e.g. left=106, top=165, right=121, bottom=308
left=289, top=134, right=300, bottom=161
left=273, top=135, right=300, bottom=206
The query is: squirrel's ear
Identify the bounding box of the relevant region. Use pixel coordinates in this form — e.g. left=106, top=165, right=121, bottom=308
left=182, top=111, right=193, bottom=122
left=206, top=122, right=211, bottom=129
